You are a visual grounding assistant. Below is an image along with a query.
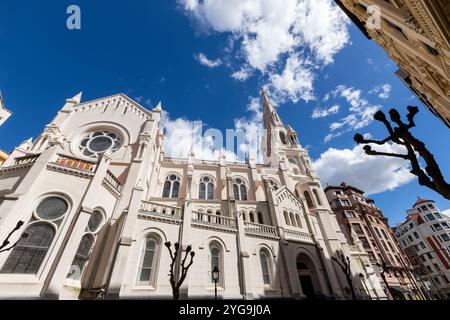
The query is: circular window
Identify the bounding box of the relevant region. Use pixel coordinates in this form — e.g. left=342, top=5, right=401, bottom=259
left=79, top=131, right=122, bottom=158
left=88, top=210, right=103, bottom=233
left=36, top=197, right=68, bottom=220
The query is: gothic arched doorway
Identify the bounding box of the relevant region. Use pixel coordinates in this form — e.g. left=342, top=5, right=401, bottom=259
left=296, top=253, right=320, bottom=300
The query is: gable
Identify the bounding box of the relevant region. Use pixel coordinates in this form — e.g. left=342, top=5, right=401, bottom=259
left=273, top=186, right=304, bottom=212
left=72, top=93, right=153, bottom=118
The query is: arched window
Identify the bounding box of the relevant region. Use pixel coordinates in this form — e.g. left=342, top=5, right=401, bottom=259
left=68, top=234, right=94, bottom=280
left=313, top=189, right=322, bottom=206
left=67, top=210, right=104, bottom=280
left=279, top=131, right=288, bottom=145
left=1, top=223, right=55, bottom=274
left=199, top=176, right=214, bottom=200
left=295, top=214, right=302, bottom=228
left=242, top=211, right=247, bottom=222
left=304, top=191, right=315, bottom=208
left=1, top=196, right=69, bottom=274
left=260, top=249, right=272, bottom=286
left=209, top=242, right=223, bottom=287
left=233, top=178, right=247, bottom=201
left=249, top=211, right=255, bottom=223
left=288, top=158, right=301, bottom=175
left=290, top=212, right=297, bottom=227
left=137, top=236, right=159, bottom=287
left=257, top=212, right=264, bottom=224
left=162, top=174, right=181, bottom=198
left=284, top=211, right=291, bottom=226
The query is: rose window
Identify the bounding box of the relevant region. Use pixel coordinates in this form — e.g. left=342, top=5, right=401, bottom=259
left=79, top=131, right=122, bottom=157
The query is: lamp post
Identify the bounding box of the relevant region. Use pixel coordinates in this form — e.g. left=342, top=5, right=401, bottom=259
left=212, top=266, right=220, bottom=300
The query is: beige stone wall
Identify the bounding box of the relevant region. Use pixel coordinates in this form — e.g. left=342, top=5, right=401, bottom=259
left=337, top=0, right=450, bottom=127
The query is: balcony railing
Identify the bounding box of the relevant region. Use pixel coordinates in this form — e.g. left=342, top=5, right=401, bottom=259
left=140, top=201, right=183, bottom=219
left=54, top=154, right=97, bottom=172
left=244, top=222, right=279, bottom=239
left=13, top=154, right=40, bottom=166
left=192, top=211, right=236, bottom=229
left=104, top=170, right=122, bottom=191
left=284, top=229, right=314, bottom=243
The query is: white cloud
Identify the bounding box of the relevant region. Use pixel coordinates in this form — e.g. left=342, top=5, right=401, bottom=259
left=231, top=67, right=252, bottom=81
left=369, top=83, right=392, bottom=100
left=161, top=111, right=238, bottom=161
left=195, top=52, right=222, bottom=68
left=145, top=99, right=153, bottom=107
left=246, top=96, right=263, bottom=120
left=324, top=131, right=344, bottom=143
left=179, top=0, right=350, bottom=103
left=322, top=85, right=381, bottom=142
left=161, top=95, right=265, bottom=162
left=312, top=104, right=340, bottom=119
left=268, top=54, right=315, bottom=103
left=313, top=143, right=415, bottom=195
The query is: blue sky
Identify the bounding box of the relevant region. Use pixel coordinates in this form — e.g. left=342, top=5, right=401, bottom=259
left=0, top=0, right=448, bottom=225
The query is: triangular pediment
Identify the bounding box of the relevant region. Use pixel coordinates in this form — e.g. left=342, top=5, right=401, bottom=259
left=73, top=93, right=154, bottom=117
left=273, top=186, right=304, bottom=211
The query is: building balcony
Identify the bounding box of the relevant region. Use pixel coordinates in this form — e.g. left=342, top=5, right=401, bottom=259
left=102, top=170, right=123, bottom=198
left=0, top=154, right=40, bottom=173
left=139, top=201, right=183, bottom=224
left=283, top=229, right=314, bottom=243
left=244, top=222, right=280, bottom=240
left=191, top=211, right=237, bottom=233
left=47, top=154, right=98, bottom=178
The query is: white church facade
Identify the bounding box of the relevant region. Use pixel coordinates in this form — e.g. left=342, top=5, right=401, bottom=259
left=0, top=91, right=386, bottom=300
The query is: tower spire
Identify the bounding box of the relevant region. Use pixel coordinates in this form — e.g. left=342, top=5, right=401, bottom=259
left=261, top=88, right=282, bottom=129
left=0, top=91, right=4, bottom=109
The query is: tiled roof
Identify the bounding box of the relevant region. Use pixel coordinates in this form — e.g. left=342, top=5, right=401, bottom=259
left=413, top=198, right=435, bottom=207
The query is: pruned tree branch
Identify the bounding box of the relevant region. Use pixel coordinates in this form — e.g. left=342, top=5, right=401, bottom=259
left=165, top=242, right=195, bottom=300
left=0, top=221, right=29, bottom=254
left=354, top=107, right=450, bottom=200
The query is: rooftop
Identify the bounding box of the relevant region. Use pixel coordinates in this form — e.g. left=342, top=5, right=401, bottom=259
left=324, top=182, right=365, bottom=195
left=413, top=198, right=435, bottom=207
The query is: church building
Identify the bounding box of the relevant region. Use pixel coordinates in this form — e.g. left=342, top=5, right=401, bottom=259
left=0, top=91, right=385, bottom=299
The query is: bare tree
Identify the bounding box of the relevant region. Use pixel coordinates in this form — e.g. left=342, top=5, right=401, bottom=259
left=332, top=252, right=357, bottom=300
left=165, top=241, right=195, bottom=300
left=0, top=221, right=29, bottom=254
left=354, top=106, right=450, bottom=200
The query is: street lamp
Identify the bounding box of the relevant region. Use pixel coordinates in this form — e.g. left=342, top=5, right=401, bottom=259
left=212, top=266, right=220, bottom=300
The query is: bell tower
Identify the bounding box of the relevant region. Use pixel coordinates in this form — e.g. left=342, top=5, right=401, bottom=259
left=261, top=89, right=303, bottom=167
